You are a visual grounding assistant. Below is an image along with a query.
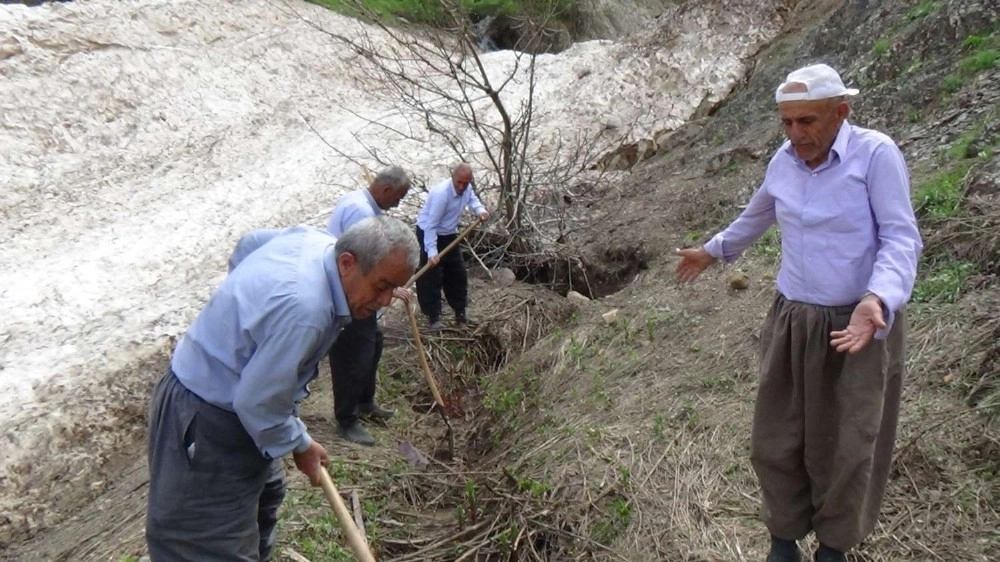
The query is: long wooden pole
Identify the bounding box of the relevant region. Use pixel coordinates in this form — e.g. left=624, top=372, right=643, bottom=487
left=317, top=469, right=377, bottom=562
left=405, top=301, right=456, bottom=456
left=404, top=220, right=480, bottom=289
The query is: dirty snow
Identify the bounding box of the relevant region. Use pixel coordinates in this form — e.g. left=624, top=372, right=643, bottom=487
left=0, top=0, right=783, bottom=530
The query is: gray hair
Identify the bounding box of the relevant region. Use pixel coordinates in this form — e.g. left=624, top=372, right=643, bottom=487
left=373, top=166, right=411, bottom=192
left=335, top=215, right=419, bottom=273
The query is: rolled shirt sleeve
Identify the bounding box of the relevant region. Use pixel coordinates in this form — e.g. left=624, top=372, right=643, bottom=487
left=233, top=323, right=322, bottom=458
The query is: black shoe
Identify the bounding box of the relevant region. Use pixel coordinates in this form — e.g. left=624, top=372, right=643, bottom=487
left=814, top=544, right=845, bottom=562
left=767, top=536, right=801, bottom=562
left=359, top=403, right=395, bottom=421
left=337, top=423, right=375, bottom=446
left=455, top=311, right=478, bottom=325
left=428, top=317, right=445, bottom=331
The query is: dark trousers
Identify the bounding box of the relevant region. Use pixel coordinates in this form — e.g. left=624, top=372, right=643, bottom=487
left=751, top=294, right=905, bottom=552
left=328, top=314, right=383, bottom=428
left=415, top=226, right=468, bottom=321
left=146, top=370, right=286, bottom=561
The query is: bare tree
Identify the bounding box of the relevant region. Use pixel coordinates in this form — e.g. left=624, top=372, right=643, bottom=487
left=285, top=0, right=632, bottom=286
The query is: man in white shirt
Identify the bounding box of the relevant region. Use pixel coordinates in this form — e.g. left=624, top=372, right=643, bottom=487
left=326, top=166, right=412, bottom=445
left=415, top=163, right=490, bottom=330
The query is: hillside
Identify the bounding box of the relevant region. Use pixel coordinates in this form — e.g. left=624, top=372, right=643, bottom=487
left=3, top=0, right=998, bottom=561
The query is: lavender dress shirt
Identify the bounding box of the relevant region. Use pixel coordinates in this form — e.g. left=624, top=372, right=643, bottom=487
left=703, top=121, right=922, bottom=338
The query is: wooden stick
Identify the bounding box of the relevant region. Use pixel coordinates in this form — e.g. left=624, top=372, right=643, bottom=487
left=405, top=303, right=447, bottom=406
left=404, top=301, right=456, bottom=457
left=283, top=548, right=313, bottom=562
left=318, top=469, right=377, bottom=562
left=351, top=490, right=368, bottom=541
left=405, top=221, right=480, bottom=289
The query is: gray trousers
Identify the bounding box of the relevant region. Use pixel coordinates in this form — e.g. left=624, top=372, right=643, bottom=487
left=146, top=371, right=286, bottom=561
left=751, top=294, right=905, bottom=551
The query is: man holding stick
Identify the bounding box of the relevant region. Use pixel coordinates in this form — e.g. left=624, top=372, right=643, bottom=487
left=415, top=162, right=490, bottom=330
left=146, top=216, right=418, bottom=561
left=326, top=166, right=412, bottom=446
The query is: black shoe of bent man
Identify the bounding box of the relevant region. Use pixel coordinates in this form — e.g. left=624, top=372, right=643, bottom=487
left=767, top=536, right=802, bottom=562
left=455, top=311, right=478, bottom=326
left=337, top=423, right=375, bottom=446
left=359, top=403, right=395, bottom=421
left=814, top=545, right=846, bottom=562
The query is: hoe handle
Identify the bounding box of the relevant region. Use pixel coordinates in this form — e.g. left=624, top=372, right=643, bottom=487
left=318, top=469, right=377, bottom=562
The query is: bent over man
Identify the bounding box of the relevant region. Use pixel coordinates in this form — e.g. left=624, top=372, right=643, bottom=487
left=675, top=64, right=922, bottom=562
left=414, top=162, right=489, bottom=330
left=326, top=166, right=412, bottom=446
left=146, top=216, right=418, bottom=561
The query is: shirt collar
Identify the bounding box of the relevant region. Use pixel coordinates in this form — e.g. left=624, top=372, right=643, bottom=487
left=829, top=120, right=851, bottom=162
left=783, top=120, right=852, bottom=168
left=323, top=245, right=352, bottom=320
left=362, top=189, right=382, bottom=215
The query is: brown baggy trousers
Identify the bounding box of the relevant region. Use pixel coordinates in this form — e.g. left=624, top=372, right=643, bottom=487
left=750, top=294, right=905, bottom=552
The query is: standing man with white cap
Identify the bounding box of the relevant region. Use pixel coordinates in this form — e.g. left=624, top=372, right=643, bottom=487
left=675, top=64, right=922, bottom=562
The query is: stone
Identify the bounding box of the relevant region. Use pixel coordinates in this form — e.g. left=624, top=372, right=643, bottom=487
left=728, top=273, right=750, bottom=290
left=602, top=308, right=619, bottom=324
left=493, top=267, right=516, bottom=287
left=567, top=290, right=590, bottom=303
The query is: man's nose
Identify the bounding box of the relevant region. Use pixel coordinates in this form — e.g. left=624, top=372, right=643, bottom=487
left=377, top=289, right=393, bottom=308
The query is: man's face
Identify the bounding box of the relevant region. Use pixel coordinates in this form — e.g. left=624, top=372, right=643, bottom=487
left=779, top=99, right=848, bottom=168
left=452, top=169, right=473, bottom=195
left=337, top=248, right=413, bottom=319
left=375, top=183, right=410, bottom=210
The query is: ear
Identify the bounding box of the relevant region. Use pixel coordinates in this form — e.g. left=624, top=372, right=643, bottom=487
left=836, top=101, right=850, bottom=119
left=337, top=251, right=358, bottom=274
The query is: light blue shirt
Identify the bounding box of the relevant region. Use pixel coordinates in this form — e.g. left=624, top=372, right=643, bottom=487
left=704, top=121, right=922, bottom=338
left=171, top=226, right=352, bottom=459
left=415, top=178, right=486, bottom=258
left=326, top=189, right=381, bottom=236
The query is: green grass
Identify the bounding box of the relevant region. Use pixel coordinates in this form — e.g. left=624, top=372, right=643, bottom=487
left=913, top=169, right=966, bottom=218
left=912, top=260, right=975, bottom=304
left=749, top=225, right=781, bottom=257
left=906, top=0, right=938, bottom=21
left=590, top=496, right=632, bottom=545
left=872, top=38, right=890, bottom=57
left=959, top=49, right=999, bottom=74
left=942, top=74, right=964, bottom=94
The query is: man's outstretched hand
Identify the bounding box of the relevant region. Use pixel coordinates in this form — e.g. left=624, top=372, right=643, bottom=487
left=830, top=294, right=886, bottom=354
left=675, top=247, right=717, bottom=283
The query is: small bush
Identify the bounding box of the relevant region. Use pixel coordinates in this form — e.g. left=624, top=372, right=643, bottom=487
left=912, top=260, right=975, bottom=304
left=906, top=0, right=938, bottom=20
left=960, top=49, right=999, bottom=74
left=913, top=169, right=965, bottom=218
left=941, top=74, right=964, bottom=94
left=750, top=225, right=781, bottom=257
left=872, top=39, right=890, bottom=57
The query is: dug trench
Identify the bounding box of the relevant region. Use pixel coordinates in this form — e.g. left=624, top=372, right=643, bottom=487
left=0, top=242, right=641, bottom=561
